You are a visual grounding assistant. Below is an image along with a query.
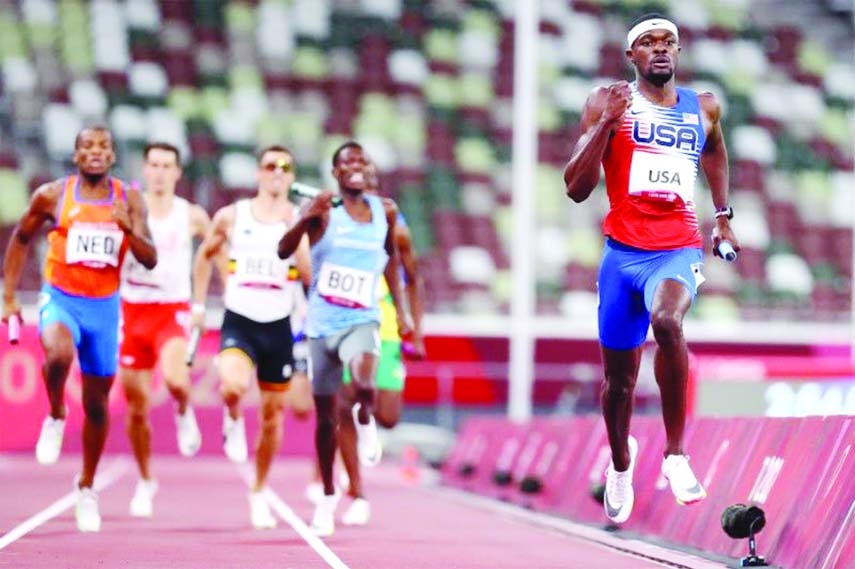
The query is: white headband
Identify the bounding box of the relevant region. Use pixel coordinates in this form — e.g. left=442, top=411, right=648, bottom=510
left=626, top=18, right=679, bottom=48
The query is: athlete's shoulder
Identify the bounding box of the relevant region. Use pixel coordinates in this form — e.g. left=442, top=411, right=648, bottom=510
left=380, top=195, right=398, bottom=215
left=34, top=178, right=65, bottom=200
left=187, top=201, right=212, bottom=235
left=584, top=84, right=611, bottom=110
left=30, top=178, right=65, bottom=213
left=211, top=202, right=237, bottom=230
left=695, top=90, right=722, bottom=121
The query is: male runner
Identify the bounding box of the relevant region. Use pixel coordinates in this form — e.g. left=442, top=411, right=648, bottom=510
left=119, top=141, right=211, bottom=518
left=563, top=13, right=740, bottom=524
left=192, top=145, right=311, bottom=529
left=278, top=141, right=410, bottom=537
left=2, top=126, right=157, bottom=531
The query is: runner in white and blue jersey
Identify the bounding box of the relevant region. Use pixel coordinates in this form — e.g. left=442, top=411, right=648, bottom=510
left=277, top=141, right=410, bottom=537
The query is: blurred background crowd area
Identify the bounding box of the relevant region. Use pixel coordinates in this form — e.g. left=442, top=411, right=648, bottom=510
left=0, top=0, right=852, bottom=323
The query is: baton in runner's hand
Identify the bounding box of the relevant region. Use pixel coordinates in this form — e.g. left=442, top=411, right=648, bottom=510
left=185, top=326, right=202, bottom=367
left=7, top=314, right=21, bottom=345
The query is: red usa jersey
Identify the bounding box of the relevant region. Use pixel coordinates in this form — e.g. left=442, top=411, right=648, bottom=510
left=602, top=83, right=707, bottom=250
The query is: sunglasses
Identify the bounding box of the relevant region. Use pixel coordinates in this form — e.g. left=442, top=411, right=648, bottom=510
left=261, top=159, right=294, bottom=173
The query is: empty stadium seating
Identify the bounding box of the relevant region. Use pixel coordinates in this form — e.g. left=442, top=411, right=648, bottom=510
left=0, top=0, right=851, bottom=323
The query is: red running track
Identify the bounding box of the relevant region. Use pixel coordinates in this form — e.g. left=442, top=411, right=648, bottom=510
left=0, top=453, right=729, bottom=569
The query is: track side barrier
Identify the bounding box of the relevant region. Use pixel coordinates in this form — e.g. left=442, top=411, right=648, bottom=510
left=444, top=414, right=855, bottom=567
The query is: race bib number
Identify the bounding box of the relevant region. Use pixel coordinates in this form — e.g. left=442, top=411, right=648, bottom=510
left=66, top=224, right=124, bottom=267
left=233, top=254, right=289, bottom=289
left=628, top=151, right=696, bottom=203
left=317, top=262, right=375, bottom=308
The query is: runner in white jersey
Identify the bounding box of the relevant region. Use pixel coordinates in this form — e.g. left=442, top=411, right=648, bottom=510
left=118, top=141, right=212, bottom=519
left=192, top=145, right=312, bottom=530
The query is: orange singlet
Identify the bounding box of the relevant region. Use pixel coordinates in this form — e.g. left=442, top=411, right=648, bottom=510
left=43, top=175, right=129, bottom=298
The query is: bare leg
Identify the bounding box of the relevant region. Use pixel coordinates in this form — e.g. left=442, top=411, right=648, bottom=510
left=349, top=352, right=379, bottom=422
left=160, top=337, right=191, bottom=415
left=337, top=384, right=361, bottom=498
left=314, top=393, right=338, bottom=495
left=218, top=350, right=253, bottom=420
left=253, top=389, right=286, bottom=491
left=286, top=371, right=314, bottom=420
left=121, top=368, right=153, bottom=480
left=374, top=389, right=403, bottom=429
left=78, top=374, right=115, bottom=488
left=40, top=323, right=74, bottom=419
left=600, top=346, right=641, bottom=472
left=650, top=280, right=692, bottom=456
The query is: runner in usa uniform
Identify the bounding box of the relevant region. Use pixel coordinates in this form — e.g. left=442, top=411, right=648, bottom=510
left=277, top=141, right=410, bottom=537
left=563, top=14, right=740, bottom=524
left=192, top=145, right=311, bottom=530
left=119, top=142, right=212, bottom=518
left=1, top=126, right=157, bottom=532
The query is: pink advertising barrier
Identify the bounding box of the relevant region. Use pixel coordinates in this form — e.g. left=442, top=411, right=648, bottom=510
left=506, top=416, right=594, bottom=512
left=446, top=414, right=855, bottom=567
left=440, top=414, right=527, bottom=497
left=0, top=327, right=315, bottom=456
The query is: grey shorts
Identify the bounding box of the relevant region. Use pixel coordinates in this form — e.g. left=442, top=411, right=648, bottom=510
left=308, top=323, right=380, bottom=396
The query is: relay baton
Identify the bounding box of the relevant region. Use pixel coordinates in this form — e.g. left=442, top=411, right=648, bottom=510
left=185, top=326, right=202, bottom=367
left=289, top=182, right=342, bottom=206
left=7, top=314, right=21, bottom=345
left=716, top=241, right=738, bottom=262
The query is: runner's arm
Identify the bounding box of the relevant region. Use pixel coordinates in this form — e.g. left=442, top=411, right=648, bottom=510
left=395, top=222, right=426, bottom=358
left=192, top=206, right=232, bottom=310
left=122, top=186, right=157, bottom=269
left=382, top=199, right=411, bottom=338
left=2, top=182, right=60, bottom=321
left=699, top=92, right=739, bottom=256
left=563, top=83, right=629, bottom=203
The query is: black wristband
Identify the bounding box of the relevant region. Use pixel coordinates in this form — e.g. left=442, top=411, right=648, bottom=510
left=714, top=205, right=733, bottom=220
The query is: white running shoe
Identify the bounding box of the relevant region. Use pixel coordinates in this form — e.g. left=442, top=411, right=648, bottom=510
left=36, top=416, right=65, bottom=465
left=129, top=478, right=158, bottom=518
left=222, top=410, right=248, bottom=463
left=662, top=453, right=707, bottom=505
left=603, top=435, right=638, bottom=524
left=248, top=491, right=277, bottom=530
left=352, top=404, right=382, bottom=467
left=341, top=498, right=370, bottom=526
left=310, top=492, right=340, bottom=538
left=176, top=407, right=202, bottom=457
left=75, top=483, right=101, bottom=532
left=305, top=481, right=324, bottom=505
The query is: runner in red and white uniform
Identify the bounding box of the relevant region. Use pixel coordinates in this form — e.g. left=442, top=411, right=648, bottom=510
left=119, top=142, right=212, bottom=518
left=563, top=13, right=740, bottom=524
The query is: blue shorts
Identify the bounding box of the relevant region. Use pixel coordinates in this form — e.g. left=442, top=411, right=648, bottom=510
left=39, top=284, right=120, bottom=377
left=597, top=239, right=704, bottom=350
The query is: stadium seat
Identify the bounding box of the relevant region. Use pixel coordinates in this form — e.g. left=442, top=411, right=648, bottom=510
left=0, top=0, right=849, bottom=321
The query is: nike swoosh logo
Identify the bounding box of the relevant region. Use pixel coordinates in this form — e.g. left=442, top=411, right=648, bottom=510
left=604, top=492, right=623, bottom=519
left=677, top=482, right=705, bottom=497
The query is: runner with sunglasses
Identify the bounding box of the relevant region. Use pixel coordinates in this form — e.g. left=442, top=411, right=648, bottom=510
left=191, top=145, right=312, bottom=529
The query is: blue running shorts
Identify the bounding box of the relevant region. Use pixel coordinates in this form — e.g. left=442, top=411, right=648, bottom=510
left=39, top=284, right=120, bottom=377
left=597, top=239, right=704, bottom=350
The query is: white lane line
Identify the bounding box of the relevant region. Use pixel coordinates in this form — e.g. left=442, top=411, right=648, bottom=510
left=0, top=456, right=132, bottom=550
left=236, top=465, right=350, bottom=569
left=265, top=491, right=351, bottom=569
